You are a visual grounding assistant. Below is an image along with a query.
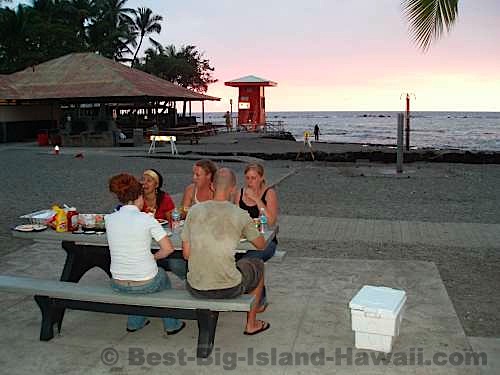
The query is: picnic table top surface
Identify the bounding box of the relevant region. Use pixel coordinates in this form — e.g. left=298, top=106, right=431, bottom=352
left=11, top=226, right=278, bottom=251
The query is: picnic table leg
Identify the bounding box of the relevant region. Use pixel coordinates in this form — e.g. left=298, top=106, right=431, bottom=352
left=34, top=295, right=64, bottom=340
left=195, top=309, right=219, bottom=358
left=60, top=241, right=112, bottom=283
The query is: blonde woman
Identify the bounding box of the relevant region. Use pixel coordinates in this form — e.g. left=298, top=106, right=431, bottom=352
left=181, top=159, right=218, bottom=215
left=235, top=163, right=279, bottom=261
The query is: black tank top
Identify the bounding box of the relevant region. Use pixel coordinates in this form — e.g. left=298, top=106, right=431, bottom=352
left=239, top=187, right=278, bottom=244
left=239, top=187, right=270, bottom=218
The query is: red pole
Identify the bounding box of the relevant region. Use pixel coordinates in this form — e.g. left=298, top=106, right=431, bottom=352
left=405, top=93, right=410, bottom=151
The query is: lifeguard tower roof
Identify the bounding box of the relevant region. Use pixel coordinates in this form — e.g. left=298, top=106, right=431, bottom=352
left=225, top=75, right=277, bottom=87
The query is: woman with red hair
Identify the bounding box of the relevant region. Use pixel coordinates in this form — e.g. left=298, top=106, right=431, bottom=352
left=105, top=173, right=185, bottom=335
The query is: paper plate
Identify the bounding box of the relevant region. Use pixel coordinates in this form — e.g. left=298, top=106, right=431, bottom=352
left=14, top=224, right=47, bottom=232
left=157, top=219, right=168, bottom=226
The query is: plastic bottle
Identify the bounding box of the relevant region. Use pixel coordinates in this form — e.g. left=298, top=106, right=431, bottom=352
left=259, top=208, right=268, bottom=234
left=66, top=207, right=79, bottom=232
left=171, top=208, right=181, bottom=234
left=53, top=205, right=68, bottom=232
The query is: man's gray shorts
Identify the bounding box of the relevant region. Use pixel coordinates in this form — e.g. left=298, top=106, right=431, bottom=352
left=187, top=258, right=264, bottom=299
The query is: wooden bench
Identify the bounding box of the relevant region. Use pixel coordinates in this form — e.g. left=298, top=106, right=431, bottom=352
left=0, top=275, right=254, bottom=358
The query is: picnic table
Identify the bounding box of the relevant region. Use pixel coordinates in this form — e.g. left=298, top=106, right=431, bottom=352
left=8, top=227, right=277, bottom=357
left=11, top=227, right=278, bottom=283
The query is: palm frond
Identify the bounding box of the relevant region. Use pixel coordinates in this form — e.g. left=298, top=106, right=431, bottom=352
left=402, top=0, right=459, bottom=51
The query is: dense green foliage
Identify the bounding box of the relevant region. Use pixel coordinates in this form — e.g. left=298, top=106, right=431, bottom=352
left=0, top=0, right=216, bottom=92
left=137, top=44, right=217, bottom=93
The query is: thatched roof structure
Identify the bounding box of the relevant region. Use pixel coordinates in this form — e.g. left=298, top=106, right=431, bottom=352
left=0, top=52, right=219, bottom=103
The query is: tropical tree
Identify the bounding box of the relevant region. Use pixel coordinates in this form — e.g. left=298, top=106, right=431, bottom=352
left=138, top=43, right=217, bottom=93
left=0, top=5, right=41, bottom=73
left=402, top=0, right=459, bottom=51
left=130, top=7, right=162, bottom=67
left=88, top=0, right=136, bottom=61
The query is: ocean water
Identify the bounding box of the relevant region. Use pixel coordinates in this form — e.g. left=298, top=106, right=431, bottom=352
left=201, top=111, right=500, bottom=152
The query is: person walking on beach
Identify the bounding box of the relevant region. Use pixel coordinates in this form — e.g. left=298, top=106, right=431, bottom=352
left=224, top=111, right=231, bottom=132
left=182, top=168, right=270, bottom=335
left=314, top=124, right=320, bottom=141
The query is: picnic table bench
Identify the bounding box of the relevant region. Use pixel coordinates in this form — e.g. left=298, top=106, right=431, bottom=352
left=7, top=228, right=277, bottom=357
left=0, top=275, right=254, bottom=358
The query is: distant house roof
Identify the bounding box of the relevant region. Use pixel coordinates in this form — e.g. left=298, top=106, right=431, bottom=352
left=225, top=75, right=277, bottom=87
left=0, top=52, right=219, bottom=103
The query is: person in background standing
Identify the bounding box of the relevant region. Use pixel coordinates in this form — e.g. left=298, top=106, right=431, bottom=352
left=224, top=111, right=232, bottom=132
left=314, top=124, right=320, bottom=141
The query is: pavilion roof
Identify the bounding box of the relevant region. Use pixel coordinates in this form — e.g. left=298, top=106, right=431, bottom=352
left=0, top=53, right=219, bottom=103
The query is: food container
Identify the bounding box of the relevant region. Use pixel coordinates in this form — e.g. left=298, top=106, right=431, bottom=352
left=79, top=214, right=105, bottom=231
left=20, top=209, right=56, bottom=225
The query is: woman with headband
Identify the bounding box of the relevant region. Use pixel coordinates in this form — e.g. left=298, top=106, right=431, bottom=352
left=142, top=169, right=175, bottom=223
left=141, top=168, right=186, bottom=280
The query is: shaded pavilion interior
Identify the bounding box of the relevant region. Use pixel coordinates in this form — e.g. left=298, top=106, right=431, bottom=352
left=0, top=52, right=219, bottom=144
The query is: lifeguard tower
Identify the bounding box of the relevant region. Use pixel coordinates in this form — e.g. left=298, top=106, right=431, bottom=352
left=224, top=75, right=277, bottom=131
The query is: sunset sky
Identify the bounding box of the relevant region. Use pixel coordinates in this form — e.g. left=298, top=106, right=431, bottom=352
left=10, top=0, right=500, bottom=112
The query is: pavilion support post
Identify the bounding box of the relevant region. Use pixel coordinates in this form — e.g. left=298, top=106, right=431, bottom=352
left=202, top=101, right=205, bottom=126
left=189, top=101, right=192, bottom=116
left=155, top=101, right=159, bottom=127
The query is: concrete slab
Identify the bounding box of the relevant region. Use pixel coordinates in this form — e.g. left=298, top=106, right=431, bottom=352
left=468, top=337, right=500, bottom=375
left=0, top=239, right=484, bottom=374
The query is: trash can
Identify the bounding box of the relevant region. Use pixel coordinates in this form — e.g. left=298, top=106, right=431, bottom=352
left=133, top=128, right=144, bottom=147
left=37, top=130, right=49, bottom=146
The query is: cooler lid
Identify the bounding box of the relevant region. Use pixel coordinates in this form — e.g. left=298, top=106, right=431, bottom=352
left=349, top=285, right=406, bottom=318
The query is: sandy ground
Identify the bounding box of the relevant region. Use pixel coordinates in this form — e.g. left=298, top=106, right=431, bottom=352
left=1, top=145, right=499, bottom=338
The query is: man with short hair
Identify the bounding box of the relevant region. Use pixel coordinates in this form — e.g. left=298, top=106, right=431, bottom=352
left=182, top=168, right=270, bottom=335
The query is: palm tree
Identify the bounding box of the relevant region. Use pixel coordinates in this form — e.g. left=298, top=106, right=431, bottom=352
left=130, top=7, right=162, bottom=67
left=402, top=0, right=459, bottom=51
left=88, top=0, right=136, bottom=60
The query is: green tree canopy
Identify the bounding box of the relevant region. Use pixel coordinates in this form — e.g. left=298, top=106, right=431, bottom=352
left=138, top=44, right=217, bottom=93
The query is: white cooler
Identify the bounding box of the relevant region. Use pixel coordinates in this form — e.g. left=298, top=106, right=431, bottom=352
left=349, top=285, right=407, bottom=353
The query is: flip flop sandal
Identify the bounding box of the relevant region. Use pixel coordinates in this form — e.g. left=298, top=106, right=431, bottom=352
left=244, top=321, right=270, bottom=336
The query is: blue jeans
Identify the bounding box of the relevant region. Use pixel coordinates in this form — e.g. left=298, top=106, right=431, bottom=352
left=157, top=258, right=187, bottom=280
left=110, top=270, right=183, bottom=332
left=241, top=240, right=277, bottom=262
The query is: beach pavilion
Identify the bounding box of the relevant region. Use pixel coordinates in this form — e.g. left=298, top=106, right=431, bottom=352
left=0, top=52, right=219, bottom=145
